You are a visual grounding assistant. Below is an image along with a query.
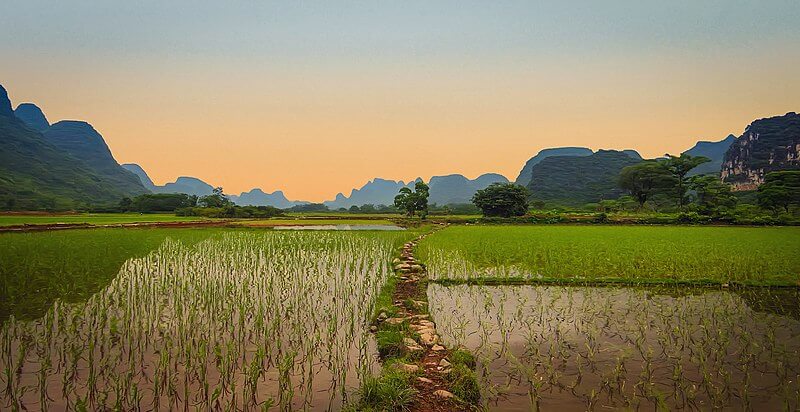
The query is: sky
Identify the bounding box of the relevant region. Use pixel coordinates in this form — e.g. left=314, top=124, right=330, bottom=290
left=2, top=1, right=799, bottom=201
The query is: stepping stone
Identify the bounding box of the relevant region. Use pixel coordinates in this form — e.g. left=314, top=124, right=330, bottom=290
left=417, top=377, right=434, bottom=384
left=419, top=332, right=438, bottom=346
left=395, top=363, right=419, bottom=373
left=385, top=317, right=407, bottom=325
left=431, top=344, right=446, bottom=351
left=433, top=390, right=454, bottom=399
left=439, top=359, right=451, bottom=368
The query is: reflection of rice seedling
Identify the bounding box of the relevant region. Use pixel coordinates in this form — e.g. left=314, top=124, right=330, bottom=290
left=428, top=284, right=800, bottom=410
left=0, top=230, right=415, bottom=410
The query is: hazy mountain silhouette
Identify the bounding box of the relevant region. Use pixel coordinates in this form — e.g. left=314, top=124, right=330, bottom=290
left=122, top=164, right=216, bottom=197
left=681, top=135, right=736, bottom=176
left=229, top=188, right=308, bottom=209
left=14, top=103, right=50, bottom=132
left=428, top=173, right=508, bottom=205
left=324, top=178, right=416, bottom=208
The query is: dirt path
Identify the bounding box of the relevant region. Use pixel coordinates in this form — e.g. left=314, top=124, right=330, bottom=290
left=382, top=227, right=472, bottom=412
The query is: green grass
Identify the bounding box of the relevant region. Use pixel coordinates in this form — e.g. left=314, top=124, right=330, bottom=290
left=0, top=212, right=207, bottom=226
left=235, top=218, right=396, bottom=226
left=417, top=225, right=800, bottom=285
left=1, top=226, right=423, bottom=322
left=0, top=228, right=221, bottom=320
left=349, top=368, right=417, bottom=412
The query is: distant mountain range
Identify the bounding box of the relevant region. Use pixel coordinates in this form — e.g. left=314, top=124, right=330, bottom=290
left=229, top=189, right=308, bottom=209
left=428, top=174, right=508, bottom=205
left=323, top=173, right=509, bottom=209
left=122, top=163, right=308, bottom=208
left=1, top=81, right=797, bottom=210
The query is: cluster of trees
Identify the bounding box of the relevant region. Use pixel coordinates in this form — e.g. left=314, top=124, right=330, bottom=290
left=618, top=154, right=716, bottom=210
left=472, top=183, right=529, bottom=217
left=618, top=154, right=800, bottom=217
left=121, top=187, right=283, bottom=218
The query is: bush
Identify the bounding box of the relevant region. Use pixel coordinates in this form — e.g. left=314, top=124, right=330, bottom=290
left=446, top=364, right=480, bottom=405
left=376, top=330, right=406, bottom=359
left=354, top=368, right=417, bottom=412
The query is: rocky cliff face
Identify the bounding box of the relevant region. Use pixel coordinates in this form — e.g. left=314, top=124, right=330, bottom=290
left=721, top=112, right=800, bottom=191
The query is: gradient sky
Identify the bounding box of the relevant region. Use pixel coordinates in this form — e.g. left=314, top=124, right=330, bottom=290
left=2, top=1, right=799, bottom=201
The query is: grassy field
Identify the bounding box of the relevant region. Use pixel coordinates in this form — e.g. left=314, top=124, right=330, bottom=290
left=0, top=212, right=207, bottom=226
left=0, top=228, right=220, bottom=320
left=417, top=225, right=800, bottom=285
left=236, top=218, right=397, bottom=226
left=0, top=228, right=421, bottom=409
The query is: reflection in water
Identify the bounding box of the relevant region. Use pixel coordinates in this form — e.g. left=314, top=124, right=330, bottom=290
left=0, top=231, right=403, bottom=410
left=428, top=284, right=800, bottom=411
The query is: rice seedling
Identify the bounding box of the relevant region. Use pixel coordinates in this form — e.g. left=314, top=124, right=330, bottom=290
left=0, top=229, right=416, bottom=410
left=428, top=283, right=800, bottom=410
left=417, top=225, right=800, bottom=285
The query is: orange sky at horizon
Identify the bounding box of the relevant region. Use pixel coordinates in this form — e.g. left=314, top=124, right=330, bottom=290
left=3, top=3, right=799, bottom=201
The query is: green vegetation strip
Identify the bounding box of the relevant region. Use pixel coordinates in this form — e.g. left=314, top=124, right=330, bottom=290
left=417, top=225, right=800, bottom=286
left=0, top=213, right=206, bottom=226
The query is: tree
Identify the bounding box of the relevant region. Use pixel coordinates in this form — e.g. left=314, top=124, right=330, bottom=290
left=758, top=171, right=800, bottom=212
left=661, top=154, right=711, bottom=209
left=688, top=175, right=737, bottom=215
left=118, top=197, right=132, bottom=212
left=472, top=183, right=529, bottom=217
left=198, top=187, right=232, bottom=208
left=618, top=162, right=676, bottom=209
left=394, top=181, right=430, bottom=218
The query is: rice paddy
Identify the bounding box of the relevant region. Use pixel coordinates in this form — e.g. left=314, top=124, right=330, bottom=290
left=417, top=225, right=800, bottom=286
left=428, top=284, right=800, bottom=410
left=1, top=223, right=798, bottom=410
left=0, top=229, right=416, bottom=410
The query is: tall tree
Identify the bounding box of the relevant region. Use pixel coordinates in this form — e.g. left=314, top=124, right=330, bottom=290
left=688, top=175, right=737, bottom=215
left=394, top=181, right=430, bottom=218
left=198, top=187, right=232, bottom=208
left=661, top=154, right=711, bottom=209
left=472, top=183, right=529, bottom=217
left=758, top=171, right=800, bottom=213
left=618, top=162, right=676, bottom=209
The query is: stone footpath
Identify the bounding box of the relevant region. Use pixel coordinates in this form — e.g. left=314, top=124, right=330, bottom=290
left=374, top=228, right=470, bottom=412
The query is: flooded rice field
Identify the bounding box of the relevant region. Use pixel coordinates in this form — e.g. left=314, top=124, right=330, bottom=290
left=428, top=284, right=800, bottom=411
left=0, top=231, right=407, bottom=410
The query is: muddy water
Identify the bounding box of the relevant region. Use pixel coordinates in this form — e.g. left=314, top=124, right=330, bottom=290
left=1, top=231, right=397, bottom=411
left=428, top=284, right=800, bottom=411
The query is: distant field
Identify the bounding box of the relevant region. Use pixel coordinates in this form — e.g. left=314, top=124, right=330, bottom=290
left=417, top=225, right=800, bottom=285
left=0, top=213, right=206, bottom=226
left=237, top=218, right=396, bottom=226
